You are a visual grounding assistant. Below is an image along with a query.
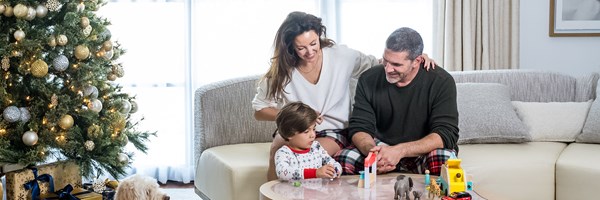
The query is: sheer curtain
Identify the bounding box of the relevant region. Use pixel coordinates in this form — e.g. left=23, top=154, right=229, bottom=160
left=98, top=0, right=434, bottom=184
left=434, top=0, right=520, bottom=71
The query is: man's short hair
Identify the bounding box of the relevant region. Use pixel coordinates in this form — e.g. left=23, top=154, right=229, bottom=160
left=385, top=27, right=424, bottom=60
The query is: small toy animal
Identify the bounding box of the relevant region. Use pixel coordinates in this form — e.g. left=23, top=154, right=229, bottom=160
left=413, top=190, right=423, bottom=200
left=394, top=175, right=413, bottom=199
left=115, top=174, right=170, bottom=200
left=428, top=178, right=441, bottom=198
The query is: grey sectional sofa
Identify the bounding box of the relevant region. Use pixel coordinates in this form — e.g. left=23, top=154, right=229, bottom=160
left=194, top=69, right=600, bottom=200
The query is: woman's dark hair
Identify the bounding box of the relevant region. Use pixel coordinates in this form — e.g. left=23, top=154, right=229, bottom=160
left=261, top=11, right=335, bottom=100
left=275, top=102, right=318, bottom=141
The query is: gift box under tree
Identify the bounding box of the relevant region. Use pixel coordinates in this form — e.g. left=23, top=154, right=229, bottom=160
left=4, top=161, right=82, bottom=200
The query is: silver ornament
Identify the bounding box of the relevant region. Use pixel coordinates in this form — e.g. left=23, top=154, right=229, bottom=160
left=88, top=99, right=103, bottom=113
left=0, top=5, right=5, bottom=15
left=14, top=30, right=25, bottom=41
left=130, top=100, right=138, bottom=113
left=19, top=107, right=30, bottom=122
left=117, top=153, right=129, bottom=164
left=3, top=106, right=21, bottom=123
left=84, top=140, right=95, bottom=151
left=83, top=85, right=99, bottom=99
left=36, top=5, right=48, bottom=18
left=25, top=7, right=36, bottom=20
left=92, top=178, right=105, bottom=193
left=103, top=50, right=113, bottom=60
left=22, top=131, right=38, bottom=146
left=46, top=0, right=62, bottom=12
left=117, top=99, right=132, bottom=114
left=53, top=55, right=69, bottom=71
left=77, top=3, right=85, bottom=13
left=82, top=25, right=92, bottom=37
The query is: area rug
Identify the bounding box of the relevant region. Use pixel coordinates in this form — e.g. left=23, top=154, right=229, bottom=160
left=162, top=188, right=203, bottom=200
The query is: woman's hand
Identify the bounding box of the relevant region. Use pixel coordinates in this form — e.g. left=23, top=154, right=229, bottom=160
left=420, top=53, right=436, bottom=71
left=315, top=111, right=323, bottom=125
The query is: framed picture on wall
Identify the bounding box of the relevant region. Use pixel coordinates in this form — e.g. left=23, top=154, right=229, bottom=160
left=550, top=0, right=600, bottom=37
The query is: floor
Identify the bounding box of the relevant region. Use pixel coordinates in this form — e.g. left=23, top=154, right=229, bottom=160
left=159, top=180, right=195, bottom=189
left=159, top=181, right=202, bottom=200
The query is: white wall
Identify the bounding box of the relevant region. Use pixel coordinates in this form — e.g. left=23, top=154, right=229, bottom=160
left=520, top=0, right=600, bottom=76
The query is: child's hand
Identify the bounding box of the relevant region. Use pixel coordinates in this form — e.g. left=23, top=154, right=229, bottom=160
left=316, top=165, right=336, bottom=179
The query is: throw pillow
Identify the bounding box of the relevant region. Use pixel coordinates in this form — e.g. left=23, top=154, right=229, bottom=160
left=576, top=83, right=600, bottom=143
left=512, top=100, right=593, bottom=142
left=456, top=83, right=530, bottom=144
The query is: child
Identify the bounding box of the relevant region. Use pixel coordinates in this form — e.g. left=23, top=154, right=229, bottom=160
left=274, top=102, right=342, bottom=181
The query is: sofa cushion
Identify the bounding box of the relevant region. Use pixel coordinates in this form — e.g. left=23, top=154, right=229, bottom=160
left=194, top=143, right=270, bottom=200
left=556, top=143, right=600, bottom=200
left=512, top=101, right=592, bottom=142
left=458, top=142, right=566, bottom=200
left=576, top=80, right=600, bottom=143
left=456, top=83, right=529, bottom=144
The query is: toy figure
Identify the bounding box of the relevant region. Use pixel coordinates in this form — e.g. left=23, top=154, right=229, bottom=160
left=394, top=175, right=413, bottom=200
left=428, top=178, right=441, bottom=198
left=424, top=169, right=430, bottom=186
left=413, top=190, right=423, bottom=200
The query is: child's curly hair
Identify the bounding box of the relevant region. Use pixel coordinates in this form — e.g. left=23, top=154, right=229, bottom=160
left=275, top=102, right=318, bottom=141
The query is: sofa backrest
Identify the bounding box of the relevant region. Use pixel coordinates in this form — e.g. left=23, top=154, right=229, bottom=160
left=194, top=74, right=275, bottom=161
left=450, top=70, right=599, bottom=102
left=193, top=70, right=599, bottom=159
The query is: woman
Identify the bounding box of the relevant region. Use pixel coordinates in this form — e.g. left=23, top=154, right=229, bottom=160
left=252, top=11, right=435, bottom=180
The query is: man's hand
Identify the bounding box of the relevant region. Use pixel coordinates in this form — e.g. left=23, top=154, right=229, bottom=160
left=371, top=145, right=405, bottom=174
left=316, top=165, right=337, bottom=179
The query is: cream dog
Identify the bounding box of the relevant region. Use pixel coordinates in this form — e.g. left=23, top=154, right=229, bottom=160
left=115, top=174, right=170, bottom=200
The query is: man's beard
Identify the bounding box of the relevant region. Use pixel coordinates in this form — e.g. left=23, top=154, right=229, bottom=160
left=386, top=72, right=404, bottom=84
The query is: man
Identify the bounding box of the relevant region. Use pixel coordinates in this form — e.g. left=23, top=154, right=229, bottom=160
left=334, top=27, right=459, bottom=175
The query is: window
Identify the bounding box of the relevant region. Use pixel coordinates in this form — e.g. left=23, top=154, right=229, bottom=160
left=99, top=0, right=433, bottom=183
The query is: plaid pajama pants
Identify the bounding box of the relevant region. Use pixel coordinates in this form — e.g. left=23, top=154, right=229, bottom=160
left=333, top=138, right=456, bottom=176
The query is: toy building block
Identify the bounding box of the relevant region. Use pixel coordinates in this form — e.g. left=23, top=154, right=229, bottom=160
left=362, top=152, right=377, bottom=189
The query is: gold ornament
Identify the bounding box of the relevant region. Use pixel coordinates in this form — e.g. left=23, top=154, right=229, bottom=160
left=57, top=34, right=68, bottom=46
left=31, top=59, right=48, bottom=78
left=3, top=5, right=13, bottom=17
left=13, top=4, right=28, bottom=18
left=51, top=94, right=59, bottom=108
left=75, top=45, right=90, bottom=60
left=81, top=17, right=90, bottom=28
left=2, top=56, right=9, bottom=71
left=0, top=5, right=5, bottom=15
left=102, top=41, right=113, bottom=51
left=58, top=114, right=74, bottom=130
left=87, top=124, right=103, bottom=139
left=105, top=179, right=119, bottom=189
left=112, top=114, right=126, bottom=131
left=48, top=36, right=57, bottom=47
left=107, top=73, right=117, bottom=81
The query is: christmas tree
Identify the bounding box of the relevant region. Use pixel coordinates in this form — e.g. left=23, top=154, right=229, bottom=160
left=0, top=0, right=155, bottom=179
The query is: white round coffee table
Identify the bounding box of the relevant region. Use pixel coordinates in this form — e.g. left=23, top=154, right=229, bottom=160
left=259, top=173, right=485, bottom=200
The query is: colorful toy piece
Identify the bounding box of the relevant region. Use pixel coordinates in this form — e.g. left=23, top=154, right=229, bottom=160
left=357, top=152, right=377, bottom=188
left=439, top=157, right=468, bottom=196
left=424, top=169, right=430, bottom=186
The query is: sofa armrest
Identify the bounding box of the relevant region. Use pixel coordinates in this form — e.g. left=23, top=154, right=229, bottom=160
left=194, top=75, right=275, bottom=163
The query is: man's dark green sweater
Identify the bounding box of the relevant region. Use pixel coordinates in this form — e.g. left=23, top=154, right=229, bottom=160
left=348, top=64, right=459, bottom=151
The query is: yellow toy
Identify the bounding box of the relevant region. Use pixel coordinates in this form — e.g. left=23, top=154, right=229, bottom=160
left=439, top=157, right=468, bottom=196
